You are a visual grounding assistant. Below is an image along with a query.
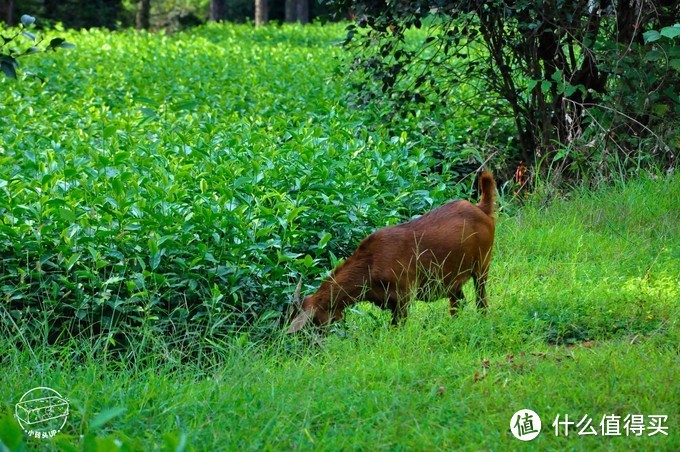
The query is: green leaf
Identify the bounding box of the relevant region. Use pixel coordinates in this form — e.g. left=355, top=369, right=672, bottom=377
left=82, top=433, right=122, bottom=450
left=643, top=30, right=661, bottom=43
left=343, top=30, right=355, bottom=46
left=133, top=96, right=159, bottom=106
left=318, top=232, right=332, bottom=249
left=59, top=207, right=76, bottom=222
left=48, top=38, right=66, bottom=49
left=65, top=253, right=81, bottom=271
left=171, top=101, right=199, bottom=112
left=0, top=411, right=24, bottom=449
left=540, top=80, right=551, bottom=94
left=660, top=25, right=680, bottom=39
left=645, top=50, right=663, bottom=62
left=303, top=254, right=314, bottom=268
left=111, top=178, right=124, bottom=196
left=89, top=407, right=127, bottom=431
left=670, top=45, right=680, bottom=58
left=103, top=125, right=117, bottom=139
left=113, top=152, right=131, bottom=165
left=163, top=431, right=187, bottom=452
left=1, top=60, right=17, bottom=79
left=564, top=84, right=578, bottom=97
left=21, top=31, right=36, bottom=42
left=140, top=107, right=156, bottom=118
left=150, top=252, right=161, bottom=270
left=670, top=58, right=680, bottom=71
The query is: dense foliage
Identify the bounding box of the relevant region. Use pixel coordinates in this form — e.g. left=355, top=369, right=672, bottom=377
left=328, top=0, right=679, bottom=180
left=1, top=23, right=477, bottom=345
left=1, top=175, right=677, bottom=449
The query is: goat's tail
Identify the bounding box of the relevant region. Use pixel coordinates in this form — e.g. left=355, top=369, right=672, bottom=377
left=478, top=170, right=496, bottom=217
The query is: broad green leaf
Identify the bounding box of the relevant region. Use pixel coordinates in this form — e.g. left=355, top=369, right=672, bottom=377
left=660, top=25, right=680, bottom=39
left=540, top=80, right=552, bottom=94
left=103, top=125, right=117, bottom=139
left=643, top=30, right=661, bottom=43
left=303, top=254, right=314, bottom=268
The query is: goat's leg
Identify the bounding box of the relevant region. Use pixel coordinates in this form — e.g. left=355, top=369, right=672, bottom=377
left=448, top=288, right=464, bottom=316
left=473, top=271, right=489, bottom=310
left=370, top=284, right=407, bottom=326
left=388, top=297, right=409, bottom=326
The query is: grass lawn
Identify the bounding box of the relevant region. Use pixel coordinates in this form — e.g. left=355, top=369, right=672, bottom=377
left=2, top=174, right=678, bottom=450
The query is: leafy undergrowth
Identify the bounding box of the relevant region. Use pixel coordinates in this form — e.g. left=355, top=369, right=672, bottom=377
left=1, top=23, right=469, bottom=343
left=1, top=174, right=678, bottom=450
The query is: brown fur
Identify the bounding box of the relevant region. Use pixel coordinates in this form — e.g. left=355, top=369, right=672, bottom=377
left=288, top=171, right=496, bottom=332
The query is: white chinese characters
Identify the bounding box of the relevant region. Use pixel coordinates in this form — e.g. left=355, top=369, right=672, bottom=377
left=552, top=414, right=668, bottom=437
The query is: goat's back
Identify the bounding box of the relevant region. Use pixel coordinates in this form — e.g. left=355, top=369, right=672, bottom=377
left=358, top=200, right=495, bottom=290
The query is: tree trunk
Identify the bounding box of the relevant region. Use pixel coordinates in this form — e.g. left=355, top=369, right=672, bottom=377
left=285, top=0, right=308, bottom=24
left=295, top=0, right=308, bottom=25
left=44, top=0, right=58, bottom=19
left=255, top=0, right=268, bottom=26
left=285, top=0, right=295, bottom=23
left=1, top=0, right=16, bottom=26
left=210, top=0, right=226, bottom=22
left=136, top=0, right=150, bottom=30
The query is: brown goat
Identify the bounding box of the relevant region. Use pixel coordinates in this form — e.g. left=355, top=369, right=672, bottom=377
left=288, top=171, right=496, bottom=332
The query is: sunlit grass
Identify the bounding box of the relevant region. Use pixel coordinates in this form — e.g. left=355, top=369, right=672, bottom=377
left=2, top=173, right=678, bottom=450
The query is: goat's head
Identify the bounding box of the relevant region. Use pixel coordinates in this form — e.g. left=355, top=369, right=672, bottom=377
left=287, top=279, right=343, bottom=333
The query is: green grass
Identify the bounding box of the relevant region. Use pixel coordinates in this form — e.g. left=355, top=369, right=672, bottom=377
left=2, top=174, right=678, bottom=450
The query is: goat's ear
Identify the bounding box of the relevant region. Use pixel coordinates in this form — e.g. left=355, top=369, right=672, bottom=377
left=287, top=309, right=312, bottom=333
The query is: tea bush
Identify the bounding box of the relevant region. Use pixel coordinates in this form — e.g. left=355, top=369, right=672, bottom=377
left=0, top=23, right=479, bottom=344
